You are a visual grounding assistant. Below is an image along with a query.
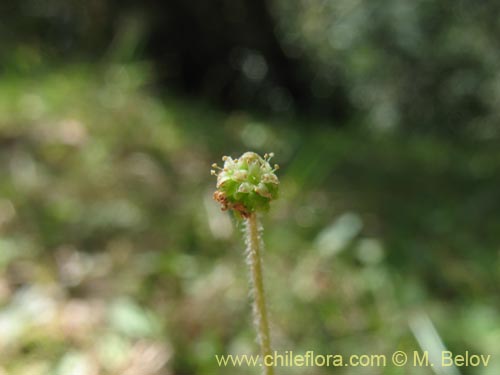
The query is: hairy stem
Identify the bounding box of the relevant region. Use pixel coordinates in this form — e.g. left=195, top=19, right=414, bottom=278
left=245, top=213, right=274, bottom=375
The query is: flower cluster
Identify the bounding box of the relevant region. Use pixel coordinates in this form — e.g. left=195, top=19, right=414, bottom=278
left=211, top=152, right=279, bottom=217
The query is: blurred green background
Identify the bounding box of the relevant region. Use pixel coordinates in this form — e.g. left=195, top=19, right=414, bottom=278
left=1, top=1, right=499, bottom=374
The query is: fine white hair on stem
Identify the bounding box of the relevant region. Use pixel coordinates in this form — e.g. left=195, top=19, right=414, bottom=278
left=243, top=213, right=274, bottom=375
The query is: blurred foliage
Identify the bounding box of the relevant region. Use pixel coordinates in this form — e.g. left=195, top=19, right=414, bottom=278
left=0, top=63, right=499, bottom=374
left=273, top=0, right=500, bottom=136
left=4, top=0, right=500, bottom=138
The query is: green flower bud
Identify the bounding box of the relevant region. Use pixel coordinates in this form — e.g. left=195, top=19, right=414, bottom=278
left=211, top=152, right=279, bottom=217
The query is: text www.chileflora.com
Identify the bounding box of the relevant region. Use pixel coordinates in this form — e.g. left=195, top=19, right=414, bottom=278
left=215, top=350, right=492, bottom=368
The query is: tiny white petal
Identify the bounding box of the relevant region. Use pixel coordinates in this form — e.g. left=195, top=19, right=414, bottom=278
left=238, top=182, right=254, bottom=193
left=255, top=183, right=272, bottom=198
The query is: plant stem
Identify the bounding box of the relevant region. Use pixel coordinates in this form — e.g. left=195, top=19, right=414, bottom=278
left=245, top=212, right=274, bottom=375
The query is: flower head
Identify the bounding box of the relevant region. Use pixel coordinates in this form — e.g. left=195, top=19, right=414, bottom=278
left=211, top=152, right=279, bottom=217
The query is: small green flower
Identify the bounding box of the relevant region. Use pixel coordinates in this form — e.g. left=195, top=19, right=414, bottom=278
left=211, top=152, right=279, bottom=217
